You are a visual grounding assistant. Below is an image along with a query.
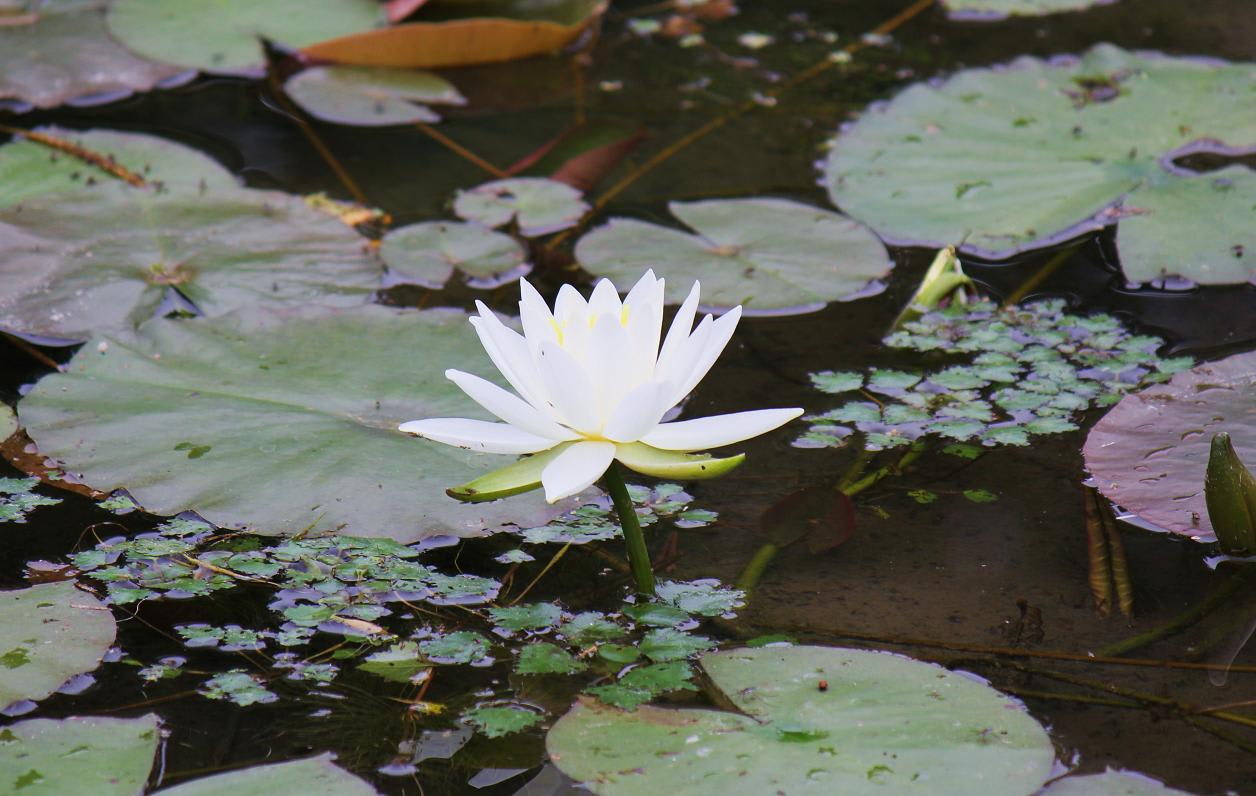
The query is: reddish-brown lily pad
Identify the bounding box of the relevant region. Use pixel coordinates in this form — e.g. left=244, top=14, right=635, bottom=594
left=1083, top=350, right=1256, bottom=541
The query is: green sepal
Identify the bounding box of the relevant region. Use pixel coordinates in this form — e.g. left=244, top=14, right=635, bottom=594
left=1205, top=432, right=1256, bottom=555
left=615, top=442, right=744, bottom=480
left=891, top=246, right=972, bottom=330
left=446, top=442, right=573, bottom=503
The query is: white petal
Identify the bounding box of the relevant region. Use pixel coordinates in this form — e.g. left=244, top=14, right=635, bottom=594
left=670, top=305, right=742, bottom=405
left=623, top=271, right=664, bottom=384
left=588, top=278, right=622, bottom=318
left=657, top=314, right=713, bottom=404
left=602, top=381, right=673, bottom=442
left=535, top=340, right=600, bottom=432
left=587, top=311, right=631, bottom=422
left=399, top=417, right=559, bottom=454
left=541, top=440, right=616, bottom=502
left=518, top=278, right=558, bottom=348
left=554, top=283, right=588, bottom=327
left=471, top=306, right=551, bottom=415
left=640, top=407, right=804, bottom=451
left=656, top=280, right=701, bottom=374
left=445, top=369, right=579, bottom=442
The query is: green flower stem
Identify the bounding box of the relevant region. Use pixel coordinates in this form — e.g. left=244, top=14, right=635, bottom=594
left=602, top=461, right=656, bottom=596
left=735, top=543, right=779, bottom=592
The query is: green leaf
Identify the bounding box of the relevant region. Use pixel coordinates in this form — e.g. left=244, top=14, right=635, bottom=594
left=18, top=306, right=567, bottom=540
left=621, top=603, right=688, bottom=628
left=0, top=581, right=115, bottom=712
left=463, top=704, right=544, bottom=738
left=585, top=662, right=696, bottom=710
left=0, top=8, right=181, bottom=111
left=809, top=371, right=864, bottom=394
left=550, top=646, right=1055, bottom=794
left=614, top=443, right=744, bottom=481
left=597, top=644, right=641, bottom=664
left=454, top=177, right=588, bottom=237
left=488, top=603, right=563, bottom=633
left=908, top=489, right=938, bottom=504
left=153, top=753, right=377, bottom=795
left=285, top=65, right=465, bottom=126
left=963, top=489, right=1000, bottom=503
left=106, top=0, right=385, bottom=75
left=447, top=444, right=572, bottom=503
left=517, top=642, right=587, bottom=675
left=655, top=579, right=744, bottom=617
left=380, top=220, right=527, bottom=291
left=199, top=670, right=276, bottom=707
left=639, top=628, right=714, bottom=662
left=0, top=714, right=159, bottom=796
left=825, top=45, right=1256, bottom=285
left=576, top=198, right=893, bottom=314
left=560, top=612, right=624, bottom=644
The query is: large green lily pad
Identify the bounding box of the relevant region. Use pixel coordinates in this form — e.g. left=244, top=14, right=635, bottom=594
left=379, top=221, right=528, bottom=289
left=575, top=198, right=893, bottom=314
left=548, top=645, right=1055, bottom=795
left=0, top=714, right=159, bottom=796
left=17, top=305, right=567, bottom=540
left=106, top=0, right=385, bottom=75
left=0, top=179, right=380, bottom=341
left=825, top=45, right=1256, bottom=284
left=1083, top=350, right=1256, bottom=541
left=0, top=580, right=116, bottom=712
left=941, top=0, right=1116, bottom=19
left=0, top=2, right=184, bottom=110
left=155, top=753, right=378, bottom=795
left=285, top=65, right=465, bottom=126
left=1037, top=770, right=1195, bottom=795
left=0, top=126, right=238, bottom=209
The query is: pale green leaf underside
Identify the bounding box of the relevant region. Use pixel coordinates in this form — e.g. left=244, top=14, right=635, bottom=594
left=0, top=714, right=159, bottom=796
left=154, top=753, right=378, bottom=795
left=18, top=306, right=567, bottom=541
left=825, top=44, right=1256, bottom=284
left=0, top=580, right=116, bottom=711
left=548, top=646, right=1055, bottom=795
left=575, top=197, right=893, bottom=313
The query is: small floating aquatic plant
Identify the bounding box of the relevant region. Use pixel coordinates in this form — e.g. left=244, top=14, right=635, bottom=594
left=400, top=271, right=803, bottom=594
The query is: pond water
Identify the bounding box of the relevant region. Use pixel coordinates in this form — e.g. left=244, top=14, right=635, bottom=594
left=2, top=0, right=1256, bottom=794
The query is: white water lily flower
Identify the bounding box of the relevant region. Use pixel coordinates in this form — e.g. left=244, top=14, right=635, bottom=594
left=400, top=271, right=803, bottom=503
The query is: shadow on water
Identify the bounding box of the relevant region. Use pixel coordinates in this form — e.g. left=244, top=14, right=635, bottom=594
left=3, top=0, right=1256, bottom=792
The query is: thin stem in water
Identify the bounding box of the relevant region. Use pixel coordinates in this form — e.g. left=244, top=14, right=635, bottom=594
left=602, top=462, right=656, bottom=596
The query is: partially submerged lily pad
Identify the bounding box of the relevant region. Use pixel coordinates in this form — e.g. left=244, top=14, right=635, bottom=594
left=941, top=0, right=1116, bottom=20
left=106, top=0, right=385, bottom=75
left=0, top=126, right=239, bottom=209
left=0, top=714, right=159, bottom=796
left=575, top=198, right=893, bottom=314
left=0, top=2, right=185, bottom=110
left=549, top=645, right=1055, bottom=795
left=284, top=65, right=466, bottom=126
left=17, top=305, right=568, bottom=540
left=379, top=220, right=528, bottom=289
left=0, top=179, right=380, bottom=341
left=1036, top=769, right=1196, bottom=795
left=0, top=580, right=115, bottom=712
left=453, top=177, right=589, bottom=237
left=154, top=753, right=378, bottom=795
left=1083, top=350, right=1256, bottom=541
left=825, top=45, right=1256, bottom=284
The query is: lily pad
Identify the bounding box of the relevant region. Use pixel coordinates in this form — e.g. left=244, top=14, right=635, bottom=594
left=0, top=2, right=184, bottom=110
left=106, top=0, right=385, bottom=75
left=825, top=45, right=1256, bottom=284
left=154, top=753, right=377, bottom=795
left=0, top=580, right=115, bottom=712
left=453, top=177, right=589, bottom=237
left=0, top=126, right=239, bottom=210
left=942, top=0, right=1116, bottom=20
left=549, top=646, right=1055, bottom=795
left=17, top=305, right=567, bottom=540
left=0, top=179, right=380, bottom=341
left=1083, top=350, right=1256, bottom=541
left=1036, top=769, right=1195, bottom=795
left=284, top=65, right=466, bottom=126
left=575, top=198, right=893, bottom=314
left=0, top=714, right=159, bottom=796
left=380, top=221, right=528, bottom=289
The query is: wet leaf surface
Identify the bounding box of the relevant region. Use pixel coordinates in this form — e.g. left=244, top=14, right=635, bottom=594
left=826, top=45, right=1256, bottom=284
left=453, top=177, right=589, bottom=237
left=0, top=581, right=114, bottom=712
left=0, top=714, right=159, bottom=795
left=1035, top=769, right=1196, bottom=795
left=153, top=753, right=379, bottom=795
left=284, top=65, right=466, bottom=126
left=380, top=220, right=528, bottom=289
left=575, top=198, right=893, bottom=314
left=1084, top=349, right=1256, bottom=541
left=549, top=646, right=1055, bottom=795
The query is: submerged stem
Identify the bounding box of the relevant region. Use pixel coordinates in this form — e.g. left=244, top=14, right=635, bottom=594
left=1096, top=569, right=1254, bottom=658
left=602, top=462, right=656, bottom=596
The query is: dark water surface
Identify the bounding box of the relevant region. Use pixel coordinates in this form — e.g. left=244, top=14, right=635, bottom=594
left=4, top=0, right=1256, bottom=793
